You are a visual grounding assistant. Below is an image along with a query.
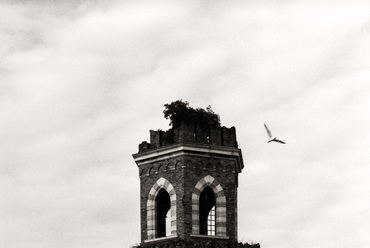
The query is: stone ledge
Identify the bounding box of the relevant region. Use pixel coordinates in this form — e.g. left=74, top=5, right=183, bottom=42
left=143, top=235, right=178, bottom=243
left=190, top=234, right=229, bottom=240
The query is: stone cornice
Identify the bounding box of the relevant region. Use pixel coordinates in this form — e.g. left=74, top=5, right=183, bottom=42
left=133, top=143, right=244, bottom=173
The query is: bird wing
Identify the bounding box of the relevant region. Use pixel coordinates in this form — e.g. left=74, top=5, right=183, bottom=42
left=264, top=123, right=272, bottom=139
left=273, top=139, right=286, bottom=144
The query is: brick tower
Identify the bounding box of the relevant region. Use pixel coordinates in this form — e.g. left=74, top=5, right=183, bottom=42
left=133, top=119, right=244, bottom=247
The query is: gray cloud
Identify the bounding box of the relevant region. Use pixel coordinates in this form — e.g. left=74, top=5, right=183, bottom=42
left=1, top=1, right=370, bottom=248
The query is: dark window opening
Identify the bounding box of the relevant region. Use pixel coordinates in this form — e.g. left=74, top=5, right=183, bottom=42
left=157, top=189, right=170, bottom=238
left=199, top=186, right=216, bottom=235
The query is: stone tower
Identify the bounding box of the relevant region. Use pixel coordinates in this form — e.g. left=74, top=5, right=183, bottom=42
left=133, top=120, right=244, bottom=247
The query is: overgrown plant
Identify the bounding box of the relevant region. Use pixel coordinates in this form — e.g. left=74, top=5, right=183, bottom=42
left=163, top=100, right=220, bottom=129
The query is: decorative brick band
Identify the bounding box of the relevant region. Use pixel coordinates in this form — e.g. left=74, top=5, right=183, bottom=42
left=192, top=175, right=227, bottom=236
left=147, top=177, right=177, bottom=240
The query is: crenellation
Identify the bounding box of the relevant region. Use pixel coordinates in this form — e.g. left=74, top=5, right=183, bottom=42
left=194, top=124, right=209, bottom=144
left=138, top=141, right=151, bottom=152
left=221, top=126, right=237, bottom=147
left=209, top=125, right=221, bottom=145
left=173, top=122, right=195, bottom=143
left=149, top=130, right=160, bottom=149
left=138, top=123, right=238, bottom=153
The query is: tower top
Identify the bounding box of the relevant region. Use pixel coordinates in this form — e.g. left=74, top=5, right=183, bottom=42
left=136, top=100, right=239, bottom=153
left=137, top=122, right=238, bottom=152
left=132, top=101, right=245, bottom=247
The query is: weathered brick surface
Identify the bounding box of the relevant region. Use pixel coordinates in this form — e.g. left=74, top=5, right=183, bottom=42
left=134, top=122, right=244, bottom=247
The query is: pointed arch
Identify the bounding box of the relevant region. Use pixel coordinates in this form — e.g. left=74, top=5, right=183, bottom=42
left=192, top=175, right=227, bottom=237
left=165, top=162, right=171, bottom=172
left=149, top=166, right=156, bottom=176
left=185, top=160, right=193, bottom=169
left=156, top=164, right=162, bottom=174
left=139, top=168, right=145, bottom=178
left=206, top=162, right=214, bottom=171
left=196, top=161, right=203, bottom=174
left=147, top=177, right=177, bottom=240
left=175, top=160, right=182, bottom=169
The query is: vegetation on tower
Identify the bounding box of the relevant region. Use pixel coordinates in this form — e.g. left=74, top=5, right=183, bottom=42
left=163, top=100, right=221, bottom=129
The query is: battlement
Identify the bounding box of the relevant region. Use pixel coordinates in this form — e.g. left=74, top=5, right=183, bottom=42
left=138, top=122, right=238, bottom=153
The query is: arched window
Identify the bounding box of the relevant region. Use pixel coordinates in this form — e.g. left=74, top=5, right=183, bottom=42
left=192, top=175, right=227, bottom=237
left=156, top=188, right=171, bottom=237
left=147, top=177, right=177, bottom=240
left=199, top=186, right=216, bottom=235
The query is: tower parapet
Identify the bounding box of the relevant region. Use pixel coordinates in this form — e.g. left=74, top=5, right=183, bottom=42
left=138, top=122, right=238, bottom=153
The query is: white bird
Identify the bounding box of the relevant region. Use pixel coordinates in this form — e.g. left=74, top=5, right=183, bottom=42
left=264, top=123, right=286, bottom=144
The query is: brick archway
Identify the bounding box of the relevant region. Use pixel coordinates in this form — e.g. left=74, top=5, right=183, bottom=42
left=192, top=175, right=227, bottom=236
left=147, top=177, right=177, bottom=240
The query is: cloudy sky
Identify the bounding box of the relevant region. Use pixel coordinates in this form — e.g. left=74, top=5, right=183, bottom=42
left=1, top=0, right=370, bottom=247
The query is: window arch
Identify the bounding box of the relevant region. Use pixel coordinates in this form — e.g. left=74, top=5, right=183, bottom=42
left=192, top=175, right=227, bottom=237
left=147, top=177, right=177, bottom=240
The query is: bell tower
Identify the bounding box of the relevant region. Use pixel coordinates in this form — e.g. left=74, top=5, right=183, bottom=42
left=133, top=111, right=244, bottom=247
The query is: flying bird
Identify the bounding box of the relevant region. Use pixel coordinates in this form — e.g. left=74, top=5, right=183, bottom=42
left=264, top=124, right=286, bottom=144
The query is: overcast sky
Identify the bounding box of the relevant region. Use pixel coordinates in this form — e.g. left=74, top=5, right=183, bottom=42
left=1, top=1, right=370, bottom=248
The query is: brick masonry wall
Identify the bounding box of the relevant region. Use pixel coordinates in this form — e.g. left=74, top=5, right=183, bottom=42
left=138, top=153, right=240, bottom=245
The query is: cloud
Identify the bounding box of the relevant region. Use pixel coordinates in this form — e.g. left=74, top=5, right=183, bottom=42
left=0, top=1, right=369, bottom=248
